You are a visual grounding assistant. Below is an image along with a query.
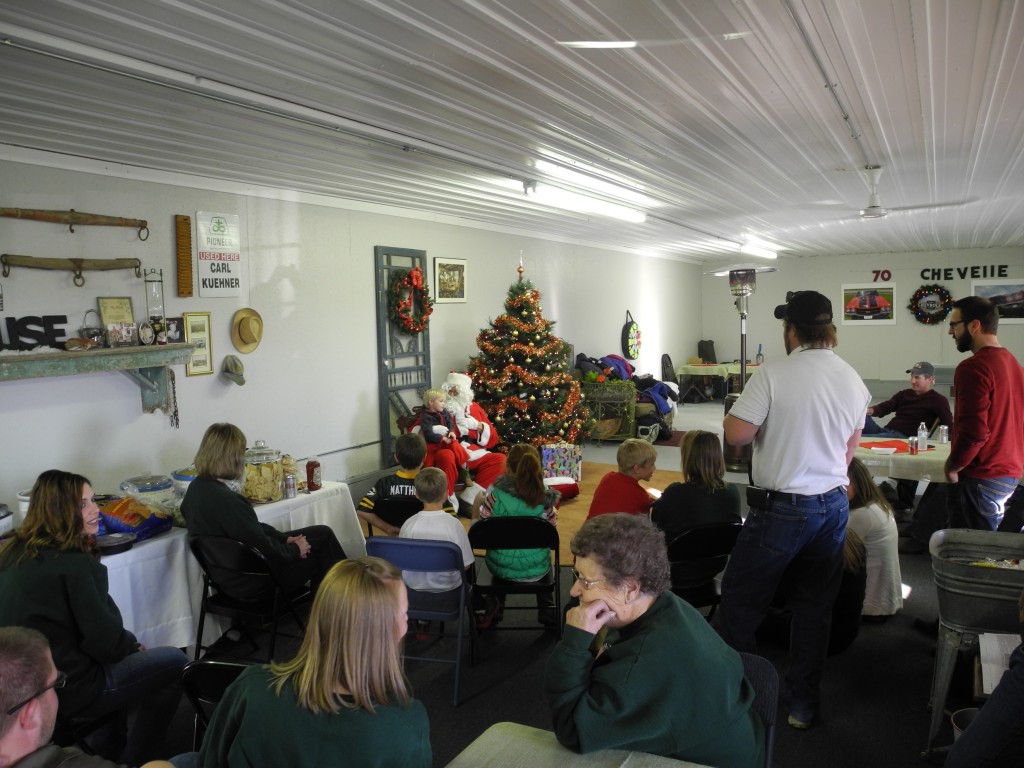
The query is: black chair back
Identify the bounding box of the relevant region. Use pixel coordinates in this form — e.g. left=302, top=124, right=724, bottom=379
left=661, top=353, right=678, bottom=384
left=666, top=522, right=742, bottom=619
left=738, top=651, right=779, bottom=768
left=189, top=535, right=310, bottom=661
left=182, top=659, right=250, bottom=750
left=365, top=496, right=423, bottom=537
left=190, top=535, right=278, bottom=602
left=467, top=517, right=561, bottom=638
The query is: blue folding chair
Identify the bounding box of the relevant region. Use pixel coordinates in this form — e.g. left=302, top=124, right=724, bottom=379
left=366, top=537, right=476, bottom=705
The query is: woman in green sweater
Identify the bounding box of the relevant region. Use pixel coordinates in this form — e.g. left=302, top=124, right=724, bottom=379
left=0, top=469, right=187, bottom=766
left=545, top=514, right=765, bottom=768
left=199, top=557, right=431, bottom=768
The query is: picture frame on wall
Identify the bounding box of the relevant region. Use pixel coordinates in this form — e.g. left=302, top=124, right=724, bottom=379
left=183, top=311, right=213, bottom=375
left=434, top=257, right=467, bottom=303
left=840, top=283, right=896, bottom=325
left=972, top=278, right=1024, bottom=324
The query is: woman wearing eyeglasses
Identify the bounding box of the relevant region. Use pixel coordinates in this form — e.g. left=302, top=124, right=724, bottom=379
left=0, top=470, right=187, bottom=766
left=544, top=513, right=765, bottom=768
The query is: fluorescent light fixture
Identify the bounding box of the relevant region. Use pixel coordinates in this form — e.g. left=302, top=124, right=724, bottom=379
left=535, top=159, right=659, bottom=208
left=739, top=242, right=777, bottom=259
left=559, top=40, right=637, bottom=49
left=524, top=182, right=646, bottom=223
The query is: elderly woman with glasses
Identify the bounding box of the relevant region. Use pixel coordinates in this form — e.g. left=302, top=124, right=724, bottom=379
left=544, top=514, right=765, bottom=768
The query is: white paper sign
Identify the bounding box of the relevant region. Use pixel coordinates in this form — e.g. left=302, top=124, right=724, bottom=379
left=196, top=212, right=242, bottom=297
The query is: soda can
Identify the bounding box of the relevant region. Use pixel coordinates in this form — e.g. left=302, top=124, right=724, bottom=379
left=908, top=437, right=919, bottom=455
left=284, top=473, right=297, bottom=499
left=938, top=425, right=949, bottom=444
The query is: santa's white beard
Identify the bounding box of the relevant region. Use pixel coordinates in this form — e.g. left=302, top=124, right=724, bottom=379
left=445, top=391, right=473, bottom=414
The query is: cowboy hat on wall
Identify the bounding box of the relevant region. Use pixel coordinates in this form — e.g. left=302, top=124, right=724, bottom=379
left=231, top=308, right=263, bottom=353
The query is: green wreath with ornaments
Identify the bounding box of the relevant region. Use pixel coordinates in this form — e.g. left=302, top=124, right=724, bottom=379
left=907, top=283, right=953, bottom=325
left=388, top=267, right=433, bottom=334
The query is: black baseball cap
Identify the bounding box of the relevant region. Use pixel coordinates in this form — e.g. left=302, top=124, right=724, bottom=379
left=774, top=290, right=833, bottom=325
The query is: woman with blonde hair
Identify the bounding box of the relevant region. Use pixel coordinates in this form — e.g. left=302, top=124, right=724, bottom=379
left=846, top=457, right=903, bottom=618
left=0, top=469, right=187, bottom=765
left=651, top=430, right=741, bottom=542
left=182, top=422, right=345, bottom=597
left=199, top=558, right=431, bottom=767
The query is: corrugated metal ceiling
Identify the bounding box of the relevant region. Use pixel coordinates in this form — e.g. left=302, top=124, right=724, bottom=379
left=1, top=0, right=1022, bottom=263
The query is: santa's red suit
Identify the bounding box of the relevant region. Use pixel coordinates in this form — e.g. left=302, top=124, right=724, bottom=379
left=430, top=373, right=506, bottom=499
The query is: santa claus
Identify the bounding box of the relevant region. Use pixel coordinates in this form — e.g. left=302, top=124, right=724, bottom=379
left=443, top=372, right=506, bottom=505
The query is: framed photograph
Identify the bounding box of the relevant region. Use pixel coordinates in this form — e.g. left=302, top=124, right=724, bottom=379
left=841, top=283, right=896, bottom=325
left=183, top=311, right=213, bottom=375
left=972, top=278, right=1024, bottom=324
left=165, top=316, right=185, bottom=343
left=434, top=257, right=467, bottom=303
left=97, top=296, right=134, bottom=327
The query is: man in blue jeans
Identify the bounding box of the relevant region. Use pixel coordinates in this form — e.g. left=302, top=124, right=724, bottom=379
left=719, top=290, right=870, bottom=730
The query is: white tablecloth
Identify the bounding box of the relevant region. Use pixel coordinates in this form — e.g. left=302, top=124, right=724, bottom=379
left=104, top=481, right=364, bottom=649
left=855, top=440, right=951, bottom=483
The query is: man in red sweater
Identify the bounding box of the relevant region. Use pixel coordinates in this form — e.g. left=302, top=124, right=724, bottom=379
left=945, top=296, right=1024, bottom=530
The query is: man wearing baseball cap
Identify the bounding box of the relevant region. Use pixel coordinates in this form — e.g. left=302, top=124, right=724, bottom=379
left=863, top=361, right=952, bottom=439
left=719, top=290, right=870, bottom=730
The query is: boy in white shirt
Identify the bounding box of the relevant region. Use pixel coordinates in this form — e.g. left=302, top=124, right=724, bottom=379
left=399, top=467, right=475, bottom=592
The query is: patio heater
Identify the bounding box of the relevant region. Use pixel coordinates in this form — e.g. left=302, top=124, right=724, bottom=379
left=707, top=265, right=777, bottom=473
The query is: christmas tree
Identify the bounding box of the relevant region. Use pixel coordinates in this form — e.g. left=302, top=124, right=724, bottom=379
left=467, top=270, right=591, bottom=445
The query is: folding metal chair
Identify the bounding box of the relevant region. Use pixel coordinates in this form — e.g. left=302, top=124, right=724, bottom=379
left=738, top=651, right=779, bottom=768
left=189, top=535, right=311, bottom=661
left=467, top=517, right=561, bottom=640
left=366, top=537, right=476, bottom=705
left=182, top=659, right=250, bottom=750
left=666, top=522, right=742, bottom=620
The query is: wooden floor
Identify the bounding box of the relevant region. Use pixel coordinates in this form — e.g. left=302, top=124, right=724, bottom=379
left=549, top=461, right=681, bottom=561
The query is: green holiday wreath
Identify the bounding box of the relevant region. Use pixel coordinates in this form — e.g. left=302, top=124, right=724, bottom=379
left=907, top=284, right=953, bottom=325
left=388, top=266, right=433, bottom=334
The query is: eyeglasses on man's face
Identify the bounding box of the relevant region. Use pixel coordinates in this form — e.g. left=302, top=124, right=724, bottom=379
left=571, top=567, right=607, bottom=590
left=6, top=671, right=67, bottom=715
left=948, top=320, right=965, bottom=330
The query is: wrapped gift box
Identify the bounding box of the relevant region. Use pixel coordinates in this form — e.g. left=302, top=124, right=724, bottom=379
left=541, top=441, right=583, bottom=481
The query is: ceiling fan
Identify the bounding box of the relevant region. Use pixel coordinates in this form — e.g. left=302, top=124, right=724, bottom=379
left=857, top=165, right=977, bottom=219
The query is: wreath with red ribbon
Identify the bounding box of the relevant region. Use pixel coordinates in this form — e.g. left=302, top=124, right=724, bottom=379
left=907, top=283, right=953, bottom=325
left=388, top=267, right=433, bottom=334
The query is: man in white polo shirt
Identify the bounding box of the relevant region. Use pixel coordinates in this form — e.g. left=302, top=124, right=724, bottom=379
left=718, top=290, right=870, bottom=730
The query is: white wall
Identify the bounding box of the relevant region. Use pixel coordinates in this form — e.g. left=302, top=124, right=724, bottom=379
left=0, top=159, right=701, bottom=505
left=701, top=248, right=1024, bottom=377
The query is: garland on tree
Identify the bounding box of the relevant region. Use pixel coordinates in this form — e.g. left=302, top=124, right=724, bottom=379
left=907, top=284, right=953, bottom=325
left=467, top=272, right=592, bottom=445
left=388, top=267, right=433, bottom=334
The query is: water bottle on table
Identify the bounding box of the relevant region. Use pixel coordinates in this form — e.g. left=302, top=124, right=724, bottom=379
left=917, top=421, right=929, bottom=449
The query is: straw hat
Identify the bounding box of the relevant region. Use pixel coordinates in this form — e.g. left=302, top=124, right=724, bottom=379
left=230, top=308, right=263, bottom=353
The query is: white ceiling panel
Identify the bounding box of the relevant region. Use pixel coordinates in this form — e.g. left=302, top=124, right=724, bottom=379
left=0, top=0, right=1022, bottom=263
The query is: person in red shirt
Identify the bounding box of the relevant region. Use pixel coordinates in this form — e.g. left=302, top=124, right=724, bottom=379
left=587, top=439, right=658, bottom=519
left=945, top=296, right=1024, bottom=530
